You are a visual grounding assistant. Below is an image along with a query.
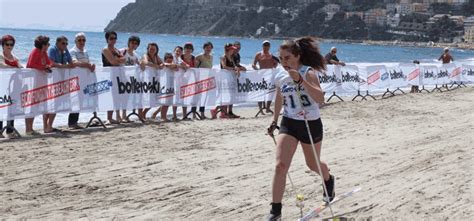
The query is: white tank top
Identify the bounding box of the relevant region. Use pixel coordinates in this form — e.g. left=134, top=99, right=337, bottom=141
left=275, top=65, right=321, bottom=121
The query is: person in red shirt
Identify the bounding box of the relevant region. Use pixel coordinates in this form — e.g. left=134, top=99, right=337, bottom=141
left=26, top=35, right=56, bottom=135
left=438, top=47, right=454, bottom=64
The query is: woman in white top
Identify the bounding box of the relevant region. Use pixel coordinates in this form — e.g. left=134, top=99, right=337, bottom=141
left=120, top=36, right=141, bottom=122
left=266, top=37, right=334, bottom=220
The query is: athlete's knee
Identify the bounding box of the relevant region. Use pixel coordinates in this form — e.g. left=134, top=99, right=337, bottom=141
left=275, top=161, right=288, bottom=176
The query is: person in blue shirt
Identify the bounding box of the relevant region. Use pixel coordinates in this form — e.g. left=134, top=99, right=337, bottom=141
left=48, top=36, right=80, bottom=130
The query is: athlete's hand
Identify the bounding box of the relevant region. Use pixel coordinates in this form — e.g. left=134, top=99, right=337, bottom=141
left=288, top=69, right=301, bottom=82
left=267, top=121, right=279, bottom=137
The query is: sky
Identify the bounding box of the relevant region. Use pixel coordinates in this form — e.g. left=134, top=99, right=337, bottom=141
left=0, top=0, right=135, bottom=32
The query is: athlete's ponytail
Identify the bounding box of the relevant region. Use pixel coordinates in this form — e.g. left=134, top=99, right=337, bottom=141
left=280, top=36, right=326, bottom=72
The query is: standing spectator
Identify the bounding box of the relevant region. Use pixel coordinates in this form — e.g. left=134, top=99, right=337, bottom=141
left=102, top=31, right=126, bottom=124
left=120, top=36, right=141, bottom=122
left=172, top=46, right=188, bottom=121
left=0, top=35, right=22, bottom=138
left=438, top=47, right=454, bottom=64
left=252, top=40, right=278, bottom=114
left=141, top=42, right=163, bottom=121
left=232, top=41, right=247, bottom=72
left=182, top=42, right=200, bottom=120
left=70, top=32, right=95, bottom=72
left=211, top=43, right=241, bottom=119
left=69, top=32, right=95, bottom=129
left=195, top=41, right=214, bottom=119
left=26, top=35, right=54, bottom=135
left=324, top=47, right=345, bottom=66
left=49, top=36, right=78, bottom=130
left=155, top=52, right=177, bottom=122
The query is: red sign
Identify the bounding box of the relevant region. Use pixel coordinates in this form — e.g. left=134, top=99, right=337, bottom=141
left=450, top=67, right=461, bottom=78
left=367, top=70, right=380, bottom=85
left=408, top=68, right=420, bottom=81
left=180, top=77, right=216, bottom=99
left=21, top=77, right=80, bottom=107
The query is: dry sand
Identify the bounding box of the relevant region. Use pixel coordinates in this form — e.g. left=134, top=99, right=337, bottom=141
left=1, top=87, right=473, bottom=220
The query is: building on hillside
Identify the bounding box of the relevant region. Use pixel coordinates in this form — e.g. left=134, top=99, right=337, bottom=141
left=321, top=4, right=341, bottom=21
left=464, top=16, right=474, bottom=43
left=387, top=14, right=401, bottom=27
left=364, top=9, right=388, bottom=26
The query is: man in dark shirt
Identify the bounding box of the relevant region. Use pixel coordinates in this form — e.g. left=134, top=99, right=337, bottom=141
left=233, top=41, right=247, bottom=71
left=324, top=47, right=345, bottom=66
left=438, top=47, right=454, bottom=64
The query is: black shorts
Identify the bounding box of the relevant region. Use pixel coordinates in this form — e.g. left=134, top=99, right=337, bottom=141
left=279, top=116, right=323, bottom=144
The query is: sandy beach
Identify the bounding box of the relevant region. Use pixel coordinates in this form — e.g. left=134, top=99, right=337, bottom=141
left=1, top=87, right=473, bottom=220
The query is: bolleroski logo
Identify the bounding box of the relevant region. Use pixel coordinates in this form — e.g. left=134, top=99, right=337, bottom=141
left=180, top=77, right=216, bottom=99
left=117, top=76, right=175, bottom=96
left=117, top=76, right=160, bottom=94
left=83, top=80, right=113, bottom=96
left=424, top=70, right=435, bottom=79
left=21, top=77, right=80, bottom=107
left=319, top=74, right=339, bottom=84
left=367, top=70, right=380, bottom=85
left=408, top=68, right=420, bottom=81
left=237, top=78, right=275, bottom=93
left=437, top=70, right=449, bottom=78
left=0, top=94, right=14, bottom=108
left=390, top=70, right=405, bottom=80
left=466, top=69, right=474, bottom=76
left=449, top=67, right=461, bottom=78
left=341, top=72, right=360, bottom=82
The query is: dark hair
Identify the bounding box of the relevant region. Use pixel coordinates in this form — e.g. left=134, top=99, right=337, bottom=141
left=105, top=31, right=117, bottom=40
left=272, top=55, right=280, bottom=64
left=280, top=36, right=326, bottom=72
left=1, top=35, right=15, bottom=46
left=184, top=42, right=194, bottom=51
left=147, top=42, right=159, bottom=57
left=56, top=36, right=68, bottom=44
left=164, top=52, right=173, bottom=60
left=203, top=41, right=213, bottom=49
left=34, top=35, right=50, bottom=49
left=174, top=46, right=183, bottom=51
left=128, top=35, right=141, bottom=46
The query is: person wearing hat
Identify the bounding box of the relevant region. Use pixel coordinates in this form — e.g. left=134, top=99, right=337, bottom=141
left=438, top=47, right=454, bottom=64
left=324, top=47, right=345, bottom=66
left=252, top=40, right=278, bottom=114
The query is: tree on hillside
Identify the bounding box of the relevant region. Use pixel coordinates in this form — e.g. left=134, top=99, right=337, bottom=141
left=427, top=15, right=458, bottom=42
left=461, top=0, right=474, bottom=16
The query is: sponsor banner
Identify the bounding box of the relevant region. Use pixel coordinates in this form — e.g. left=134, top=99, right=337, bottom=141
left=0, top=63, right=469, bottom=121
left=366, top=65, right=390, bottom=91
left=461, top=64, right=474, bottom=83
left=387, top=65, right=408, bottom=88
left=435, top=65, right=450, bottom=85
left=319, top=65, right=340, bottom=94
left=401, top=63, right=421, bottom=86
left=236, top=68, right=276, bottom=102
left=421, top=65, right=438, bottom=86
left=340, top=65, right=361, bottom=94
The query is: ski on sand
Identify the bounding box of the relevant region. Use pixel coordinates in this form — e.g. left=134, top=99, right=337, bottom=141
left=297, top=187, right=362, bottom=221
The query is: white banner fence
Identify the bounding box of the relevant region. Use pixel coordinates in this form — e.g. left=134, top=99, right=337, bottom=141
left=0, top=63, right=473, bottom=121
